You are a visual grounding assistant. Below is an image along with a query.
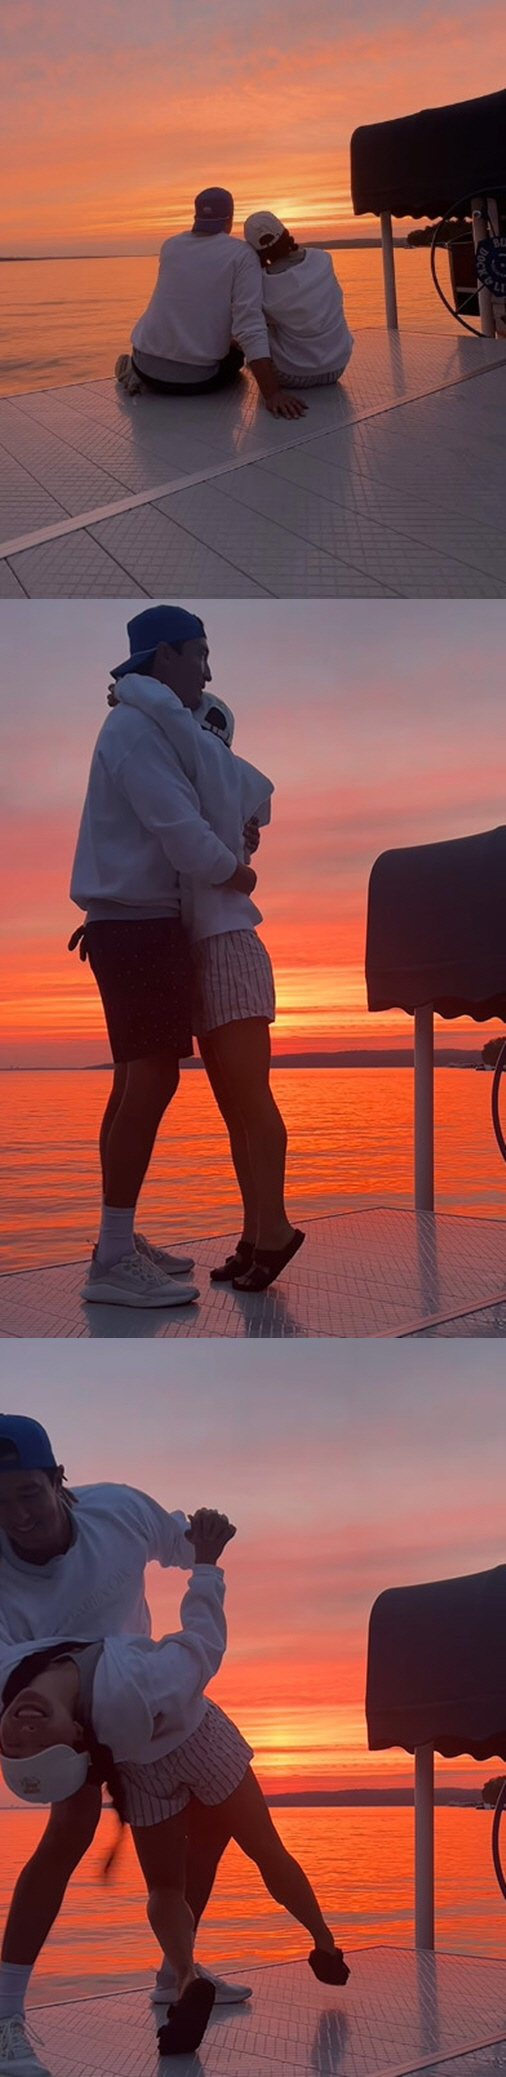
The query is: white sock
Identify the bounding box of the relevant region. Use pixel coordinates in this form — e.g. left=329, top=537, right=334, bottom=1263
left=96, top=1203, right=136, bottom=1268
left=0, top=1962, right=33, bottom=2019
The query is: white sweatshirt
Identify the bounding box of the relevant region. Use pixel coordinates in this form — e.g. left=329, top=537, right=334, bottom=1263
left=0, top=1484, right=194, bottom=1699
left=261, top=248, right=354, bottom=375
left=132, top=232, right=269, bottom=369
left=90, top=1565, right=226, bottom=1761
left=70, top=692, right=239, bottom=921
left=114, top=676, right=274, bottom=943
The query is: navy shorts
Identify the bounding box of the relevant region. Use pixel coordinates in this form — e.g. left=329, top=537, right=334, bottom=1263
left=82, top=918, right=194, bottom=1065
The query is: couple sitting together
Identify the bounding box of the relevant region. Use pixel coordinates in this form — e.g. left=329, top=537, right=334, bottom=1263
left=0, top=1417, right=349, bottom=2071
left=69, top=603, right=304, bottom=1312
left=115, top=184, right=353, bottom=420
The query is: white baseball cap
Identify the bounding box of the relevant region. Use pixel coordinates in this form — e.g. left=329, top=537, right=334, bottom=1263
left=244, top=211, right=285, bottom=253
left=1, top=1744, right=90, bottom=1805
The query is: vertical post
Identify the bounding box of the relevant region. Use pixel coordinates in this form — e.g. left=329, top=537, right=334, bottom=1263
left=414, top=1004, right=434, bottom=1211
left=472, top=196, right=495, bottom=337
left=380, top=211, right=399, bottom=329
left=415, top=1744, right=435, bottom=1949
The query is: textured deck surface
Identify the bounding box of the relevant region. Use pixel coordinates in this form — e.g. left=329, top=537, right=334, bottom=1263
left=2, top=1208, right=506, bottom=1339
left=1, top=331, right=506, bottom=598
left=24, top=1950, right=506, bottom=2077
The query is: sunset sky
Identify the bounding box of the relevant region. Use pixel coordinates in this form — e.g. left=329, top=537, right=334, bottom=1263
left=1, top=1339, right=505, bottom=1799
left=2, top=0, right=504, bottom=255
left=1, top=599, right=505, bottom=1067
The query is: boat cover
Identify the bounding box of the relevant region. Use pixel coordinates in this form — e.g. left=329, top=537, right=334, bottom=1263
left=365, top=825, right=506, bottom=1021
left=351, top=89, right=506, bottom=219
left=366, top=1565, right=506, bottom=1758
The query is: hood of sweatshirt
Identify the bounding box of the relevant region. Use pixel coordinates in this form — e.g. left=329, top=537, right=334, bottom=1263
left=115, top=676, right=274, bottom=843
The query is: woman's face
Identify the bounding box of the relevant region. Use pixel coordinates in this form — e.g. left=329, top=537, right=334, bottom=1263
left=0, top=1669, right=83, bottom=1760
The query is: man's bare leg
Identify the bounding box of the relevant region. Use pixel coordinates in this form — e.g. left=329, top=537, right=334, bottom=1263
left=0, top=1785, right=102, bottom=2018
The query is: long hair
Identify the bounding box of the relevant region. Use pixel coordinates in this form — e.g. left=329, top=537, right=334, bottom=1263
left=2, top=1645, right=127, bottom=1877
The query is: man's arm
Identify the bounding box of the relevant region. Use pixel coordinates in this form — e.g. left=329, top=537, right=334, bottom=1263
left=117, top=734, right=254, bottom=890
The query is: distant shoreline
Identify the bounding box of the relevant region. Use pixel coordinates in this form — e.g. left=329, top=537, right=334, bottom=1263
left=0, top=239, right=408, bottom=263
left=0, top=1788, right=487, bottom=1812
left=0, top=1051, right=485, bottom=1073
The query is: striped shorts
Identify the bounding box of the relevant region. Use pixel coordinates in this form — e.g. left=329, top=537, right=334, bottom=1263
left=192, top=929, right=276, bottom=1038
left=116, top=1700, right=254, bottom=1826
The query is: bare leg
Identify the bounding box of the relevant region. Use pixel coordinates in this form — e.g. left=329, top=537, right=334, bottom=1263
left=132, top=1814, right=196, bottom=1998
left=198, top=1034, right=258, bottom=1243
left=102, top=1051, right=180, bottom=1208
left=2, top=1784, right=102, bottom=1965
left=184, top=1800, right=233, bottom=1932
left=99, top=1064, right=127, bottom=1192
left=202, top=1021, right=294, bottom=1251
left=224, top=1769, right=335, bottom=1949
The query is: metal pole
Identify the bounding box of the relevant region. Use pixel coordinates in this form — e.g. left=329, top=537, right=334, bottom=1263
left=472, top=196, right=495, bottom=337
left=380, top=211, right=399, bottom=329
left=415, top=1743, right=435, bottom=1949
left=414, top=1004, right=434, bottom=1211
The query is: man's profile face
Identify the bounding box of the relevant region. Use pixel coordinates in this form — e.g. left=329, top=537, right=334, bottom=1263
left=153, top=638, right=212, bottom=711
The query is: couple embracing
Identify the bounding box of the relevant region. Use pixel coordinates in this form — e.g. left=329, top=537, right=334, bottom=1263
left=69, top=604, right=304, bottom=1310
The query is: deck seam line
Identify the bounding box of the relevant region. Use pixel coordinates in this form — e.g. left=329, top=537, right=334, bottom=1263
left=2, top=349, right=505, bottom=562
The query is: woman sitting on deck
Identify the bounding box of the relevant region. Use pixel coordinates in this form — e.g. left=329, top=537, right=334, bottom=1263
left=0, top=1508, right=349, bottom=2062
left=243, top=212, right=354, bottom=389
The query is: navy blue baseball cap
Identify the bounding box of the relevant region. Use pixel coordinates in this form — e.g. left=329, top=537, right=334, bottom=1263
left=111, top=606, right=207, bottom=682
left=193, top=187, right=234, bottom=235
left=0, top=1417, right=57, bottom=1472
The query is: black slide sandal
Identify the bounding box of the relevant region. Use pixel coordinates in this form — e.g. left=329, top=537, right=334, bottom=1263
left=158, top=1978, right=216, bottom=2055
left=210, top=1241, right=255, bottom=1283
left=233, top=1229, right=305, bottom=1292
left=308, top=1947, right=350, bottom=1986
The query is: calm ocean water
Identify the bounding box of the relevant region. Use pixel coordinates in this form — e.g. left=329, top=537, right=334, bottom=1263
left=1, top=1806, right=504, bottom=1997
left=1, top=1066, right=504, bottom=1274
left=1, top=247, right=455, bottom=395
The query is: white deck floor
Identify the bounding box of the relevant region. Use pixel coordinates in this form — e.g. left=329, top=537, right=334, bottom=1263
left=1, top=332, right=506, bottom=598
left=2, top=1208, right=506, bottom=1339
left=24, top=1951, right=506, bottom=2077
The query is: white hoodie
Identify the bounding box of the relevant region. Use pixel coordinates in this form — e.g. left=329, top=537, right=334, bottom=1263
left=116, top=676, right=274, bottom=942
left=0, top=1484, right=194, bottom=1696
left=70, top=686, right=239, bottom=922
left=91, top=1564, right=226, bottom=1760
left=260, top=247, right=353, bottom=376
left=131, top=232, right=269, bottom=369
left=71, top=677, right=274, bottom=941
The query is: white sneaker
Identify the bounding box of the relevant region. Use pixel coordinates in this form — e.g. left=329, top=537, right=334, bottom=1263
left=134, top=1233, right=195, bottom=1276
left=0, top=2015, right=50, bottom=2075
left=81, top=1252, right=199, bottom=1309
left=151, top=1963, right=252, bottom=2007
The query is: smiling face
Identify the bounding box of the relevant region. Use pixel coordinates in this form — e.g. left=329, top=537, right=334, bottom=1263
left=0, top=1663, right=83, bottom=1760
left=0, top=1467, right=71, bottom=1562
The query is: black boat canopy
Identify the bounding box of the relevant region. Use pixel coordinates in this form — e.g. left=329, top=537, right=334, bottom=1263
left=351, top=87, right=506, bottom=220
left=365, top=824, right=506, bottom=1022
left=366, top=1565, right=506, bottom=1760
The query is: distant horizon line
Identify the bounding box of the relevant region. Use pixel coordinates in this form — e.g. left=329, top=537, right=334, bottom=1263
left=0, top=1787, right=492, bottom=1812
left=0, top=1048, right=488, bottom=1073
left=0, top=238, right=409, bottom=262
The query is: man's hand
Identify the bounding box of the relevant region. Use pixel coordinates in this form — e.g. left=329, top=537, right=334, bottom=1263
left=244, top=816, right=260, bottom=855
left=226, top=862, right=257, bottom=894
left=266, top=390, right=308, bottom=419
left=186, top=1509, right=236, bottom=1565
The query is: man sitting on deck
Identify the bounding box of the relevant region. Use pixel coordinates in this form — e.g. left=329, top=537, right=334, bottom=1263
left=115, top=186, right=307, bottom=420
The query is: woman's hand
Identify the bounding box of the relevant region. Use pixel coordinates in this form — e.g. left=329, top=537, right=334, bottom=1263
left=186, top=1508, right=236, bottom=1565
left=244, top=816, right=260, bottom=855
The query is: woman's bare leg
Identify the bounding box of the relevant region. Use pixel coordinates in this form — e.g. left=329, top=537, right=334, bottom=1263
left=132, top=1814, right=196, bottom=1997
left=201, top=1021, right=294, bottom=1251
left=223, top=1769, right=335, bottom=1948
left=198, top=1033, right=258, bottom=1242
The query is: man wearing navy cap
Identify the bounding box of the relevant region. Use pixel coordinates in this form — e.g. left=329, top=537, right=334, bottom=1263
left=69, top=604, right=258, bottom=1308
left=115, top=186, right=306, bottom=418
left=0, top=1415, right=250, bottom=2073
